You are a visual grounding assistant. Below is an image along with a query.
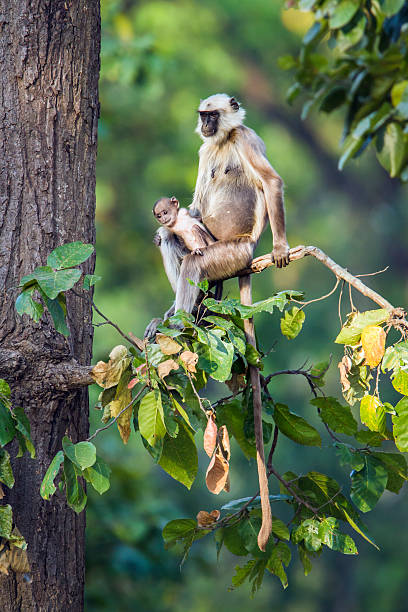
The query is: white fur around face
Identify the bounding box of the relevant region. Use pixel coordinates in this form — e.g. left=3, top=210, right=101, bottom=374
left=195, top=93, right=246, bottom=143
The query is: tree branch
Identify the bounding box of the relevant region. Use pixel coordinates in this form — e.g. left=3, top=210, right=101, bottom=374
left=238, top=245, right=400, bottom=313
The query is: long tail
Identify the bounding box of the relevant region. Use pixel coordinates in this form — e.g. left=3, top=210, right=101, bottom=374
left=239, top=274, right=272, bottom=551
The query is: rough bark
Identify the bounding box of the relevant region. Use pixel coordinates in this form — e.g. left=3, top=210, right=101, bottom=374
left=0, top=2, right=100, bottom=610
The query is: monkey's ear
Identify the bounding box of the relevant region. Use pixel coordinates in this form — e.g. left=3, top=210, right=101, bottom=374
left=229, top=97, right=239, bottom=111
left=171, top=196, right=179, bottom=209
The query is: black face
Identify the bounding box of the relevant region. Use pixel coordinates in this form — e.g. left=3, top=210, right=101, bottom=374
left=199, top=110, right=220, bottom=137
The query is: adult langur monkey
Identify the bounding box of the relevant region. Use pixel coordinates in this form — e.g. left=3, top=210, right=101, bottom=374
left=146, top=93, right=290, bottom=550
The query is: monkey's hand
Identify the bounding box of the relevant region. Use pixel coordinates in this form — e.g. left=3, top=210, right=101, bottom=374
left=153, top=232, right=161, bottom=247
left=271, top=242, right=290, bottom=269
left=191, top=248, right=203, bottom=256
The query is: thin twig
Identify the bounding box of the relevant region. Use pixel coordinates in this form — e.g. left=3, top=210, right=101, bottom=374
left=356, top=266, right=389, bottom=278
left=267, top=427, right=279, bottom=472
left=348, top=283, right=356, bottom=312
left=86, top=384, right=147, bottom=442
left=268, top=467, right=317, bottom=515
left=292, top=278, right=340, bottom=309
left=186, top=371, right=207, bottom=415
left=338, top=279, right=345, bottom=326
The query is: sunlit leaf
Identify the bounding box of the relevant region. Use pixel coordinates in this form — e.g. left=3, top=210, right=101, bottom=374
left=47, top=241, right=94, bottom=270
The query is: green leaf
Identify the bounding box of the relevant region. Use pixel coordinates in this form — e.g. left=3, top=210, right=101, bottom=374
left=382, top=341, right=408, bottom=374
left=141, top=435, right=163, bottom=462
left=43, top=294, right=69, bottom=336
left=138, top=390, right=166, bottom=446
left=372, top=451, right=408, bottom=493
left=334, top=443, right=364, bottom=470
left=221, top=494, right=292, bottom=511
left=15, top=288, right=44, bottom=322
left=267, top=542, right=291, bottom=588
left=312, top=396, right=358, bottom=435
left=391, top=81, right=408, bottom=107
left=62, top=437, right=96, bottom=469
left=293, top=519, right=322, bottom=552
left=342, top=364, right=372, bottom=406
left=350, top=456, right=388, bottom=512
left=392, top=396, right=408, bottom=452
left=335, top=309, right=389, bottom=345
left=13, top=407, right=35, bottom=458
left=204, top=316, right=246, bottom=354
left=0, top=380, right=11, bottom=399
left=392, top=370, right=408, bottom=395
left=47, top=241, right=94, bottom=270
left=217, top=400, right=256, bottom=459
left=338, top=134, right=364, bottom=170
left=0, top=505, right=12, bottom=539
left=162, top=518, right=197, bottom=546
left=280, top=307, right=305, bottom=340
left=352, top=103, right=392, bottom=139
left=360, top=395, right=386, bottom=433
left=354, top=430, right=385, bottom=447
left=83, top=274, right=102, bottom=290
left=158, top=421, right=198, bottom=489
left=194, top=329, right=234, bottom=382
left=0, top=449, right=14, bottom=488
left=380, top=0, right=405, bottom=16
left=298, top=544, right=313, bottom=576
left=83, top=456, right=111, bottom=494
left=63, top=456, right=87, bottom=513
left=318, top=518, right=358, bottom=554
left=329, top=0, right=360, bottom=28
left=273, top=403, right=321, bottom=447
left=40, top=451, right=64, bottom=499
left=0, top=401, right=16, bottom=446
left=376, top=123, right=405, bottom=178
left=223, top=523, right=248, bottom=556
left=31, top=266, right=82, bottom=299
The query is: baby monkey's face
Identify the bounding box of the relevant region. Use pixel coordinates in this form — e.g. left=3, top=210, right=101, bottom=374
left=154, top=197, right=179, bottom=227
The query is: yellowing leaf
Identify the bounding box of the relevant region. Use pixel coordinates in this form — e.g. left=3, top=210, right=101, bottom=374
left=338, top=355, right=352, bottom=391
left=360, top=395, right=386, bottom=433
left=91, top=345, right=130, bottom=388
left=156, top=333, right=182, bottom=355
left=158, top=359, right=179, bottom=379
left=206, top=451, right=229, bottom=495
left=196, top=509, right=220, bottom=528
left=110, top=385, right=132, bottom=444
left=226, top=373, right=246, bottom=394
left=180, top=350, right=199, bottom=373
left=204, top=415, right=218, bottom=457
left=361, top=326, right=386, bottom=368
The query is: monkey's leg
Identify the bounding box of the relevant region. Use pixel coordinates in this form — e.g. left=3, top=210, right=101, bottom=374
left=239, top=274, right=272, bottom=552
left=175, top=240, right=253, bottom=313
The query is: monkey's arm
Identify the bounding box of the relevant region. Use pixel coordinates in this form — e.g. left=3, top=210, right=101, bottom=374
left=190, top=154, right=207, bottom=212
left=241, top=130, right=290, bottom=268
left=192, top=224, right=215, bottom=247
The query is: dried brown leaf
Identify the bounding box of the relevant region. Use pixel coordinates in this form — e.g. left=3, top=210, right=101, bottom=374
left=0, top=484, right=4, bottom=499
left=128, top=331, right=147, bottom=351
left=206, top=451, right=229, bottom=495
left=91, top=345, right=130, bottom=389
left=338, top=355, right=352, bottom=392
left=0, top=550, right=9, bottom=575
left=218, top=425, right=231, bottom=461
left=361, top=325, right=386, bottom=368
left=196, top=509, right=221, bottom=528
left=156, top=333, right=182, bottom=355
left=225, top=373, right=246, bottom=394
left=158, top=359, right=179, bottom=379
left=204, top=415, right=218, bottom=457
left=223, top=473, right=231, bottom=493
left=180, top=350, right=199, bottom=373
left=9, top=547, right=30, bottom=573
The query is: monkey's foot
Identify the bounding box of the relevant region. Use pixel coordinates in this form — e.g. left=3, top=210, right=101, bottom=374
left=271, top=243, right=290, bottom=268
left=144, top=317, right=162, bottom=340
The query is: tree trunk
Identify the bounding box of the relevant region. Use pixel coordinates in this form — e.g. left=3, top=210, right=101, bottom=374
left=0, top=1, right=100, bottom=610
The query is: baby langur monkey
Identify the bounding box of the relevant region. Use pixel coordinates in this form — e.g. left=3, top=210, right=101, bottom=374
left=153, top=196, right=215, bottom=256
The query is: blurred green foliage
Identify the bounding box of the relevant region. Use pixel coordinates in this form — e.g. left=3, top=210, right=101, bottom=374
left=85, top=0, right=408, bottom=610
left=284, top=0, right=408, bottom=177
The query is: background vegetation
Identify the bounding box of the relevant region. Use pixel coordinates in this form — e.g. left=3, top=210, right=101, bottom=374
left=85, top=1, right=408, bottom=609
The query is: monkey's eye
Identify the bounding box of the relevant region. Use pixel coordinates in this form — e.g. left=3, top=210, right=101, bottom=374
left=211, top=112, right=218, bottom=118
left=162, top=210, right=167, bottom=215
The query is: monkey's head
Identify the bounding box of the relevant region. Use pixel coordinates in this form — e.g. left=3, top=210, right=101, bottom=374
left=153, top=197, right=179, bottom=227
left=196, top=94, right=246, bottom=142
